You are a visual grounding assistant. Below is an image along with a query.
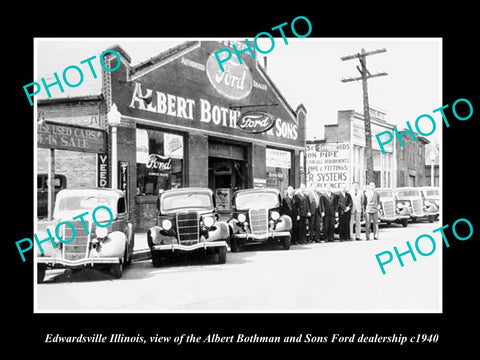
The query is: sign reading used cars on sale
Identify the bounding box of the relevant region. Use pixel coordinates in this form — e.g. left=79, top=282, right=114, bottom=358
left=306, top=142, right=350, bottom=189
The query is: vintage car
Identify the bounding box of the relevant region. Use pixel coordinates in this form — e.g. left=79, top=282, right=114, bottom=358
left=375, top=187, right=410, bottom=227
left=394, top=187, right=438, bottom=223
left=147, top=187, right=229, bottom=266
left=420, top=186, right=440, bottom=220
left=227, top=188, right=292, bottom=251
left=37, top=188, right=134, bottom=283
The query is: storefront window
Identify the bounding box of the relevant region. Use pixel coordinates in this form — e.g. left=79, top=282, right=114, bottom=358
left=136, top=128, right=184, bottom=196
left=266, top=148, right=292, bottom=195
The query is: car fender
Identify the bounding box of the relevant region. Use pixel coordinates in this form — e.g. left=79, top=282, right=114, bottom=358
left=275, top=215, right=292, bottom=232
left=209, top=221, right=230, bottom=241
left=98, top=231, right=126, bottom=258
left=227, top=218, right=243, bottom=234
left=126, top=222, right=134, bottom=252
left=147, top=225, right=163, bottom=245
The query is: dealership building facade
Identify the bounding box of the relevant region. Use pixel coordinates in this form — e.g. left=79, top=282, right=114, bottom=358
left=37, top=41, right=307, bottom=231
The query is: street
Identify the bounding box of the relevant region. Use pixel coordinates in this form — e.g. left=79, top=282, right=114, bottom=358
left=36, top=220, right=441, bottom=312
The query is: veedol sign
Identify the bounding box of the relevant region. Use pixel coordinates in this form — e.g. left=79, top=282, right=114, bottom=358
left=236, top=111, right=275, bottom=134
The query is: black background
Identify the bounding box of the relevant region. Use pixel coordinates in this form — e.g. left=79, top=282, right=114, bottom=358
left=6, top=5, right=477, bottom=355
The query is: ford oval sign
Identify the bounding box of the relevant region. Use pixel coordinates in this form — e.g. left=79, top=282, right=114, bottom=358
left=236, top=111, right=275, bottom=134
left=206, top=53, right=252, bottom=100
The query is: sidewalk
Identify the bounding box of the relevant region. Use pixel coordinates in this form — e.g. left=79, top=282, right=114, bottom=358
left=132, top=232, right=150, bottom=261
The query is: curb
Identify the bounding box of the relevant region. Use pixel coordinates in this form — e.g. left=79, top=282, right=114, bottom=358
left=132, top=248, right=151, bottom=262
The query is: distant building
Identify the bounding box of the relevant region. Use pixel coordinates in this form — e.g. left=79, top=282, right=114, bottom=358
left=394, top=129, right=429, bottom=187
left=306, top=107, right=395, bottom=190
left=424, top=143, right=439, bottom=187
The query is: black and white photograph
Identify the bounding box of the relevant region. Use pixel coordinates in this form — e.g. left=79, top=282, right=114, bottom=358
left=6, top=8, right=478, bottom=353
left=32, top=37, right=442, bottom=313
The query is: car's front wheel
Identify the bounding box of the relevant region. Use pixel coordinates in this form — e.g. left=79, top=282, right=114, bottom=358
left=37, top=265, right=46, bottom=284
left=152, top=251, right=163, bottom=267
left=217, top=246, right=227, bottom=264
left=282, top=236, right=291, bottom=250
left=230, top=238, right=240, bottom=252
left=110, top=262, right=123, bottom=279
left=123, top=244, right=132, bottom=266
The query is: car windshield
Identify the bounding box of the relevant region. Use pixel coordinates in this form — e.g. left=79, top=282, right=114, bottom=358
left=57, top=195, right=115, bottom=211
left=162, top=192, right=212, bottom=211
left=426, top=189, right=439, bottom=196
left=235, top=192, right=279, bottom=210
left=396, top=189, right=421, bottom=197
left=377, top=190, right=393, bottom=197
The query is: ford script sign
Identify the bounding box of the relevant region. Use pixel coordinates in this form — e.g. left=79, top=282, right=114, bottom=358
left=206, top=53, right=253, bottom=100
left=236, top=111, right=275, bottom=134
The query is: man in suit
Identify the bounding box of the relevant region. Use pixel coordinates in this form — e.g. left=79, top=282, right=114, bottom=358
left=349, top=182, right=364, bottom=240
left=321, top=184, right=336, bottom=242
left=336, top=183, right=353, bottom=241
left=307, top=183, right=324, bottom=243
left=282, top=186, right=297, bottom=244
left=293, top=184, right=311, bottom=244
left=365, top=182, right=381, bottom=240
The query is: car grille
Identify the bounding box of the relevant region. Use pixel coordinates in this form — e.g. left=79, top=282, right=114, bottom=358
left=249, top=208, right=268, bottom=235
left=412, top=199, right=423, bottom=215
left=62, top=220, right=90, bottom=261
left=382, top=199, right=395, bottom=218
left=176, top=212, right=199, bottom=244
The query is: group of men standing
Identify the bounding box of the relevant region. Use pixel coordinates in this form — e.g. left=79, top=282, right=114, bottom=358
left=282, top=182, right=381, bottom=244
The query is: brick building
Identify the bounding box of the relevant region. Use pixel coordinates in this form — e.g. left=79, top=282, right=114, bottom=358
left=394, top=128, right=429, bottom=187
left=37, top=95, right=107, bottom=188
left=37, top=41, right=307, bottom=232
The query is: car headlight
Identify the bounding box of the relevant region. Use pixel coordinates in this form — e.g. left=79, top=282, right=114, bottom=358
left=162, top=219, right=172, bottom=230
left=397, top=203, right=403, bottom=209
left=203, top=216, right=215, bottom=227
left=238, top=213, right=246, bottom=223
left=404, top=201, right=410, bottom=207
left=95, top=227, right=108, bottom=238
left=271, top=211, right=280, bottom=221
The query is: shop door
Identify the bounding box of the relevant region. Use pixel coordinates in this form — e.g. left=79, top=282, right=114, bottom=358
left=208, top=158, right=247, bottom=213
left=208, top=140, right=247, bottom=213
left=408, top=175, right=416, bottom=187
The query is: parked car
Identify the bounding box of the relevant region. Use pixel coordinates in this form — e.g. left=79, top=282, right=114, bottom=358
left=394, top=187, right=437, bottom=223
left=37, top=188, right=134, bottom=283
left=375, top=187, right=410, bottom=227
left=420, top=186, right=440, bottom=220
left=147, top=187, right=229, bottom=266
left=227, top=188, right=292, bottom=251
left=37, top=173, right=67, bottom=218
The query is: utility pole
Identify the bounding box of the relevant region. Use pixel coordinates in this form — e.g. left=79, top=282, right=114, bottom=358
left=341, top=48, right=387, bottom=185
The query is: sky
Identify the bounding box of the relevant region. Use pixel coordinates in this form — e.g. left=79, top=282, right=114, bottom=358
left=35, top=37, right=441, bottom=145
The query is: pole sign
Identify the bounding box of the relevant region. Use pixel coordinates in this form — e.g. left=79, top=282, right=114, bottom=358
left=119, top=161, right=129, bottom=205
